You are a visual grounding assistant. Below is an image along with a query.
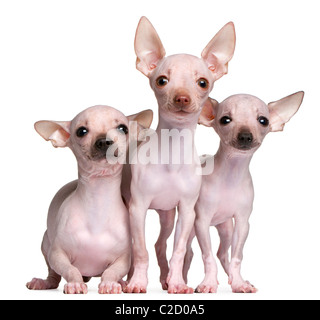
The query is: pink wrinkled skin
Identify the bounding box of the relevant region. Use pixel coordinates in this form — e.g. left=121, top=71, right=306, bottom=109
left=123, top=16, right=236, bottom=294
left=26, top=105, right=153, bottom=294
left=191, top=92, right=304, bottom=293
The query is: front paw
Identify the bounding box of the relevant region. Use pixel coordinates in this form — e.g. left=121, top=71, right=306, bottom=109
left=123, top=283, right=147, bottom=293
left=167, top=271, right=194, bottom=294
left=123, top=274, right=148, bottom=293
left=64, top=282, right=88, bottom=294
left=195, top=281, right=218, bottom=293
left=98, top=281, right=122, bottom=294
left=229, top=279, right=257, bottom=293
left=167, top=282, right=194, bottom=294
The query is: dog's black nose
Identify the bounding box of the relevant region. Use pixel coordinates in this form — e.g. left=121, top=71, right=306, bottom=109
left=94, top=138, right=114, bottom=153
left=237, top=131, right=253, bottom=148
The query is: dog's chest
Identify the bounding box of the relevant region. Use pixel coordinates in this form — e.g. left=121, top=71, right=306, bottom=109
left=146, top=165, right=201, bottom=210
left=71, top=232, right=124, bottom=277
left=200, top=177, right=254, bottom=225
left=59, top=211, right=129, bottom=277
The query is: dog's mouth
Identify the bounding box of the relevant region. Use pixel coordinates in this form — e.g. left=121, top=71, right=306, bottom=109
left=168, top=104, right=198, bottom=115
left=88, top=143, right=127, bottom=163
left=175, top=109, right=193, bottom=114
left=231, top=140, right=260, bottom=151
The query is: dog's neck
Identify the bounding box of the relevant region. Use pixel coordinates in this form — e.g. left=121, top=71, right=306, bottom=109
left=76, top=164, right=123, bottom=208
left=155, top=112, right=199, bottom=168
left=213, top=142, right=253, bottom=183
left=156, top=111, right=199, bottom=132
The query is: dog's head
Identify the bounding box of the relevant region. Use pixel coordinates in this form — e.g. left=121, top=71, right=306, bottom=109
left=134, top=17, right=235, bottom=125
left=35, top=106, right=153, bottom=176
left=199, top=92, right=304, bottom=153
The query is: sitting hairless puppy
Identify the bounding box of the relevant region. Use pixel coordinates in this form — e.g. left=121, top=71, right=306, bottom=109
left=123, top=17, right=236, bottom=294
left=26, top=105, right=152, bottom=294
left=190, top=92, right=304, bottom=293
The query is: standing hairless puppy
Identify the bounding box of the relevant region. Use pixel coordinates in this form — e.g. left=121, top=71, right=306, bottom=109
left=191, top=92, right=304, bottom=293
left=123, top=17, right=236, bottom=294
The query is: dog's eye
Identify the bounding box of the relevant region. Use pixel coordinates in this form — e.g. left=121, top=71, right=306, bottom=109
left=117, top=124, right=128, bottom=135
left=220, top=116, right=232, bottom=125
left=76, top=126, right=89, bottom=137
left=258, top=116, right=269, bottom=127
left=197, top=78, right=209, bottom=89
left=156, top=76, right=169, bottom=87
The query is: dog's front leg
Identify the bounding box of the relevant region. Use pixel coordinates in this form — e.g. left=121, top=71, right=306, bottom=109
left=167, top=201, right=196, bottom=294
left=48, top=245, right=88, bottom=294
left=124, top=198, right=150, bottom=293
left=194, top=206, right=219, bottom=293
left=229, top=214, right=257, bottom=293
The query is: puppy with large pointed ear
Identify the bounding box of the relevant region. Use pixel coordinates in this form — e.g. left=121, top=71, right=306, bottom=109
left=125, top=17, right=236, bottom=295
left=27, top=106, right=153, bottom=295
left=134, top=17, right=236, bottom=121
left=35, top=106, right=151, bottom=149
left=194, top=91, right=304, bottom=294
left=35, top=106, right=153, bottom=175
left=135, top=16, right=236, bottom=82
left=199, top=91, right=304, bottom=137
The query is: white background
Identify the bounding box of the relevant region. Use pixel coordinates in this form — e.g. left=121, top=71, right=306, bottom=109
left=1, top=0, right=319, bottom=300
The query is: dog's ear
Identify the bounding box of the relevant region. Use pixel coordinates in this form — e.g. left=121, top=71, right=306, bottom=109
left=202, top=22, right=236, bottom=82
left=128, top=109, right=153, bottom=129
left=34, top=120, right=71, bottom=148
left=127, top=109, right=153, bottom=141
left=134, top=16, right=166, bottom=77
left=198, top=98, right=219, bottom=127
left=268, top=91, right=304, bottom=132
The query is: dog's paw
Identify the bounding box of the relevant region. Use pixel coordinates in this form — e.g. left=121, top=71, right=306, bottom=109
left=98, top=281, right=122, bottom=294
left=230, top=280, right=257, bottom=293
left=195, top=282, right=218, bottom=293
left=64, top=282, right=88, bottom=294
left=26, top=277, right=59, bottom=290
left=167, top=283, right=194, bottom=294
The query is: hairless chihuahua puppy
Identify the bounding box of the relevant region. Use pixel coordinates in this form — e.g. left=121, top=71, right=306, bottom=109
left=192, top=92, right=304, bottom=293
left=26, top=105, right=152, bottom=294
left=123, top=17, right=236, bottom=294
